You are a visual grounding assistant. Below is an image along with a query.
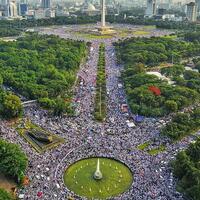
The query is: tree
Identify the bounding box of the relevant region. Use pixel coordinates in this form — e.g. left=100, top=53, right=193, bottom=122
left=0, top=75, right=3, bottom=86
left=0, top=139, right=28, bottom=183
left=164, top=100, right=178, bottom=112
left=1, top=94, right=23, bottom=119
left=0, top=188, right=13, bottom=200
left=53, top=97, right=67, bottom=116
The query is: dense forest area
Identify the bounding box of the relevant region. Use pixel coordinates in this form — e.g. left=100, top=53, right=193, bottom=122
left=0, top=34, right=87, bottom=116
left=172, top=137, right=200, bottom=200
left=116, top=37, right=200, bottom=66
left=115, top=37, right=200, bottom=117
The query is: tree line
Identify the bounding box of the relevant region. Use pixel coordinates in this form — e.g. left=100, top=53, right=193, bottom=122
left=94, top=44, right=106, bottom=121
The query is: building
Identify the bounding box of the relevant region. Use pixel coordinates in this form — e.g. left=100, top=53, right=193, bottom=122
left=195, top=0, right=200, bottom=15
left=0, top=0, right=7, bottom=6
left=81, top=1, right=100, bottom=16
left=34, top=8, right=45, bottom=19
left=6, top=0, right=18, bottom=18
left=41, top=0, right=51, bottom=9
left=26, top=9, right=34, bottom=19
left=162, top=14, right=183, bottom=22
left=45, top=8, right=55, bottom=18
left=145, top=0, right=156, bottom=17
left=157, top=8, right=166, bottom=15
left=56, top=6, right=69, bottom=17
left=186, top=2, right=197, bottom=22
left=19, top=3, right=28, bottom=16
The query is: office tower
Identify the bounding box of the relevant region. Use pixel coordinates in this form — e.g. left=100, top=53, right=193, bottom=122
left=41, top=0, right=51, bottom=9
left=19, top=3, right=28, bottom=16
left=0, top=0, right=7, bottom=5
left=195, top=0, right=200, bottom=12
left=6, top=0, right=18, bottom=17
left=145, top=0, right=156, bottom=17
left=186, top=2, right=197, bottom=22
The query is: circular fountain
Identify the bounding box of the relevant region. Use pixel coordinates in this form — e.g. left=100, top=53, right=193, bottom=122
left=63, top=157, right=133, bottom=199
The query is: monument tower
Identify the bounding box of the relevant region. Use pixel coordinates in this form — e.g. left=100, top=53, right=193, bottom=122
left=97, top=0, right=116, bottom=35
left=101, top=0, right=106, bottom=27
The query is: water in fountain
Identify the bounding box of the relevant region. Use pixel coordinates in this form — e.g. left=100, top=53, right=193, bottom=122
left=93, top=158, right=103, bottom=180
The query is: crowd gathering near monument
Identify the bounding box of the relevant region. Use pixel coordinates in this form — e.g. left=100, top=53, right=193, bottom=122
left=0, top=26, right=199, bottom=199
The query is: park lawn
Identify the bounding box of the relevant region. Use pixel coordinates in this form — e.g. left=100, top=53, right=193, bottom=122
left=162, top=35, right=177, bottom=39
left=73, top=31, right=113, bottom=39
left=147, top=145, right=166, bottom=155
left=143, top=25, right=156, bottom=30
left=137, top=141, right=151, bottom=150
left=64, top=157, right=133, bottom=199
left=133, top=30, right=150, bottom=35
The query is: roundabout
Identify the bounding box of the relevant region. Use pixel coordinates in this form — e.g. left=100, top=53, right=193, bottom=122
left=63, top=157, right=133, bottom=199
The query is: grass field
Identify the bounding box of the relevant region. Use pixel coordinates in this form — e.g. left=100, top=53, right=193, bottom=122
left=64, top=157, right=133, bottom=199
left=68, top=25, right=154, bottom=40
left=133, top=31, right=150, bottom=35
left=137, top=141, right=151, bottom=150
left=148, top=145, right=166, bottom=155
left=72, top=31, right=113, bottom=39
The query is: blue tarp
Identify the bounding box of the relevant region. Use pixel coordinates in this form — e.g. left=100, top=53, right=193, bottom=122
left=135, top=115, right=144, bottom=123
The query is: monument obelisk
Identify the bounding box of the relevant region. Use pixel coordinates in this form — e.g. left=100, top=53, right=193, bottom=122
left=101, top=0, right=106, bottom=27
left=96, top=0, right=115, bottom=35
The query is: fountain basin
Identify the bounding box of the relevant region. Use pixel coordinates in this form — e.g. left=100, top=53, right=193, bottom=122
left=63, top=157, right=133, bottom=199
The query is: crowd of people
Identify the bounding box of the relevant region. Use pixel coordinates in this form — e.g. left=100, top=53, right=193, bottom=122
left=0, top=25, right=196, bottom=200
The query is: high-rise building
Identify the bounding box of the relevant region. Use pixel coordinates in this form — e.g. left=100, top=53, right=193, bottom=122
left=41, top=0, right=51, bottom=9
left=0, top=0, right=7, bottom=5
left=195, top=0, right=200, bottom=12
left=186, top=2, right=197, bottom=22
left=19, top=3, right=28, bottom=16
left=6, top=0, right=18, bottom=17
left=145, top=0, right=156, bottom=17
